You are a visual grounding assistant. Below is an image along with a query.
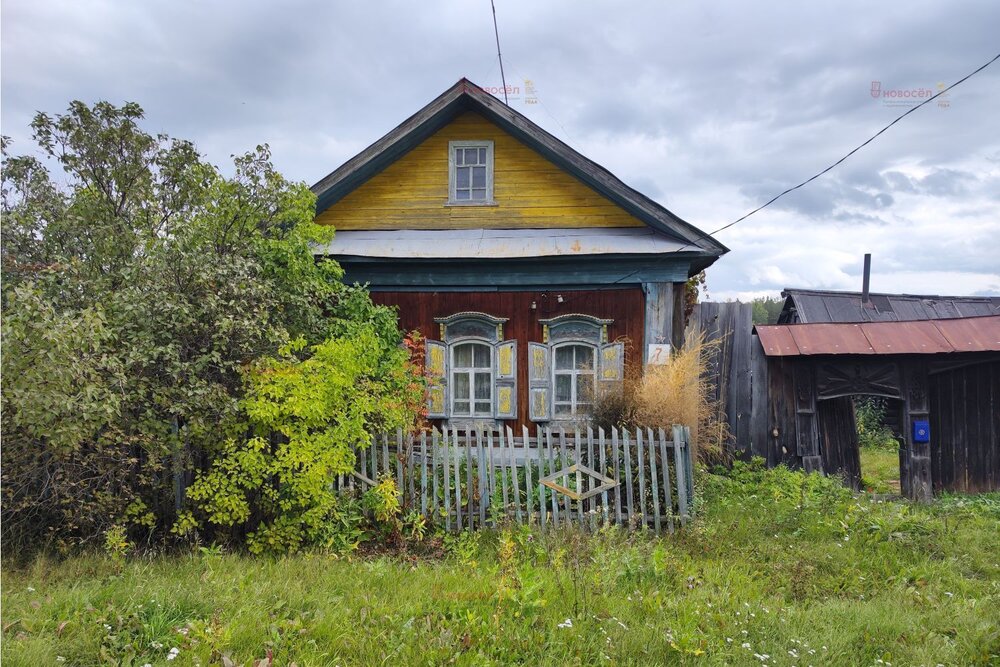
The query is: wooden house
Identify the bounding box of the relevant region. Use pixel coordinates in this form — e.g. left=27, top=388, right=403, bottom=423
left=311, top=78, right=726, bottom=430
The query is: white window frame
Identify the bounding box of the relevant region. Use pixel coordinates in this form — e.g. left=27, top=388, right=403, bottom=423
left=447, top=140, right=495, bottom=205
left=449, top=338, right=495, bottom=418
left=551, top=342, right=597, bottom=419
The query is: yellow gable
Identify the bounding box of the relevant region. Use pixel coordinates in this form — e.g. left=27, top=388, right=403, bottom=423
left=314, top=111, right=646, bottom=231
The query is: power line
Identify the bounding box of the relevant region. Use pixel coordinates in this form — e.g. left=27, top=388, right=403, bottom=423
left=490, top=0, right=509, bottom=105
left=676, top=51, right=1000, bottom=252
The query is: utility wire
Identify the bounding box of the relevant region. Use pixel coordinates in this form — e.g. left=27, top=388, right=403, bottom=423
left=675, top=51, right=1000, bottom=252
left=490, top=0, right=509, bottom=105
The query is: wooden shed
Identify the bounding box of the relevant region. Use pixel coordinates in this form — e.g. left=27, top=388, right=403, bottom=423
left=753, top=315, right=1000, bottom=499
left=311, top=78, right=726, bottom=431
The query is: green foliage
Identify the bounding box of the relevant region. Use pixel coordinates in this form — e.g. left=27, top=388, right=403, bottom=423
left=750, top=295, right=785, bottom=325
left=183, top=333, right=419, bottom=553
left=856, top=396, right=900, bottom=450
left=102, top=525, right=132, bottom=567
left=364, top=475, right=403, bottom=527
left=1, top=101, right=418, bottom=552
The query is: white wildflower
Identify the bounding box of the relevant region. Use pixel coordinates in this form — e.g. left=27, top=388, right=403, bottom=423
left=557, top=618, right=573, bottom=629
left=27, top=587, right=36, bottom=592
left=56, top=658, right=66, bottom=663
left=789, top=649, right=799, bottom=658
left=742, top=642, right=752, bottom=649
left=167, top=647, right=180, bottom=660
left=944, top=591, right=954, bottom=597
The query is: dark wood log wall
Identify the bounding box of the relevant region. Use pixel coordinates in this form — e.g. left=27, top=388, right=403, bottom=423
left=371, top=287, right=646, bottom=429
left=929, top=359, right=1000, bottom=493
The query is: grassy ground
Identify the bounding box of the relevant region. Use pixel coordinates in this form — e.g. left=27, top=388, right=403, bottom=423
left=860, top=447, right=902, bottom=495
left=3, top=462, right=999, bottom=666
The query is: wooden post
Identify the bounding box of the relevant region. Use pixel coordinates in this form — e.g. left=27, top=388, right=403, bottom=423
left=901, top=361, right=933, bottom=501
left=793, top=361, right=823, bottom=473
left=642, top=282, right=675, bottom=366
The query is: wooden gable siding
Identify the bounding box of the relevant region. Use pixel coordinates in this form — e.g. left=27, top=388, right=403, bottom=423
left=371, top=287, right=645, bottom=428
left=315, top=111, right=647, bottom=231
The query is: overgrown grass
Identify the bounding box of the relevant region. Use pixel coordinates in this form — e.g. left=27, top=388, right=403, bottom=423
left=4, top=463, right=999, bottom=666
left=861, top=447, right=902, bottom=495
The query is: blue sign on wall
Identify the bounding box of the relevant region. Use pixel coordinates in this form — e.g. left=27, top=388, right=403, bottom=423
left=913, top=420, right=930, bottom=443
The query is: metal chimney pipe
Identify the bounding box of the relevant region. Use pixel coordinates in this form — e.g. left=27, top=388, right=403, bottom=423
left=862, top=253, right=872, bottom=307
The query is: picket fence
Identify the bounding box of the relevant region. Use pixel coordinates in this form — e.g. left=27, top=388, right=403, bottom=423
left=339, top=425, right=695, bottom=534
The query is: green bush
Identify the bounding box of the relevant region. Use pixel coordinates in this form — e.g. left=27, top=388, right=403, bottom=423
left=1, top=102, right=420, bottom=553
left=855, top=397, right=899, bottom=450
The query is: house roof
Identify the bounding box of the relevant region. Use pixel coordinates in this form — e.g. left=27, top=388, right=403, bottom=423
left=313, top=227, right=691, bottom=261
left=777, top=288, right=1000, bottom=324
left=755, top=315, right=1000, bottom=357
left=311, top=78, right=727, bottom=263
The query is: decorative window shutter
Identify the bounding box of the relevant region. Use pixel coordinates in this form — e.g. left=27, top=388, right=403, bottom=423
left=494, top=340, right=517, bottom=419
left=528, top=342, right=551, bottom=422
left=425, top=339, right=448, bottom=418
left=598, top=342, right=625, bottom=386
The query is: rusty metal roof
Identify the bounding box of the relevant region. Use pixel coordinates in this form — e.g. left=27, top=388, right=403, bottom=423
left=755, top=315, right=1000, bottom=356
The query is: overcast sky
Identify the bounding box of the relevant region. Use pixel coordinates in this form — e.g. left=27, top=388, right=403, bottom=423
left=3, top=0, right=998, bottom=299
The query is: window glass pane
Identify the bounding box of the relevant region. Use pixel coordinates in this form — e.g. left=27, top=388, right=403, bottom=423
left=472, top=166, right=486, bottom=188
left=554, top=403, right=572, bottom=416
left=454, top=400, right=470, bottom=416
left=576, top=346, right=594, bottom=370
left=472, top=343, right=491, bottom=367
left=455, top=149, right=464, bottom=166
left=554, top=346, right=575, bottom=370
left=555, top=373, right=572, bottom=401
left=453, top=372, right=470, bottom=399
left=454, top=344, right=473, bottom=368
left=465, top=148, right=479, bottom=164
left=471, top=189, right=486, bottom=200
left=456, top=167, right=470, bottom=189
left=455, top=189, right=470, bottom=200
left=479, top=147, right=486, bottom=163
left=474, top=401, right=491, bottom=415
left=474, top=372, right=491, bottom=399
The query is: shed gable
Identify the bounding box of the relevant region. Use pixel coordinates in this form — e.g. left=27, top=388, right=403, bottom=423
left=314, top=111, right=647, bottom=232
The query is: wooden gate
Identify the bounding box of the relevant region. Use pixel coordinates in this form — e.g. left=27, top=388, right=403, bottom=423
left=340, top=425, right=695, bottom=534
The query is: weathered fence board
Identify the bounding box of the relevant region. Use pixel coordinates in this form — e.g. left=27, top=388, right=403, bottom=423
left=338, top=425, right=695, bottom=534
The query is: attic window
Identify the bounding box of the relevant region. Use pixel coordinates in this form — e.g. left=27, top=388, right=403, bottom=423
left=448, top=140, right=494, bottom=205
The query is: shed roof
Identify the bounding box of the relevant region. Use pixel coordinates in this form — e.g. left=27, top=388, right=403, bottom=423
left=755, top=315, right=1000, bottom=357
left=777, top=289, right=1000, bottom=324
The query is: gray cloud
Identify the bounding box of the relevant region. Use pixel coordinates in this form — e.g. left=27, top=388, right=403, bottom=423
left=2, top=0, right=998, bottom=298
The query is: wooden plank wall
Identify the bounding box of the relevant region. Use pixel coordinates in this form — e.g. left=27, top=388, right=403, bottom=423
left=372, top=288, right=645, bottom=429
left=315, top=111, right=649, bottom=231
left=929, top=360, right=1000, bottom=493
left=817, top=396, right=862, bottom=489
left=690, top=302, right=754, bottom=456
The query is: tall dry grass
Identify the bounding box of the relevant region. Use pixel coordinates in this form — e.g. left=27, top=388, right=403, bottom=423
left=591, top=331, right=729, bottom=464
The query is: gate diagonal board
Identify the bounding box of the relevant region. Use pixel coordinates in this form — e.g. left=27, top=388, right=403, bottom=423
left=539, top=463, right=619, bottom=502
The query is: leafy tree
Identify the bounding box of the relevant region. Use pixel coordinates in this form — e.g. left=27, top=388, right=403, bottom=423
left=751, top=296, right=785, bottom=325
left=1, top=102, right=419, bottom=551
